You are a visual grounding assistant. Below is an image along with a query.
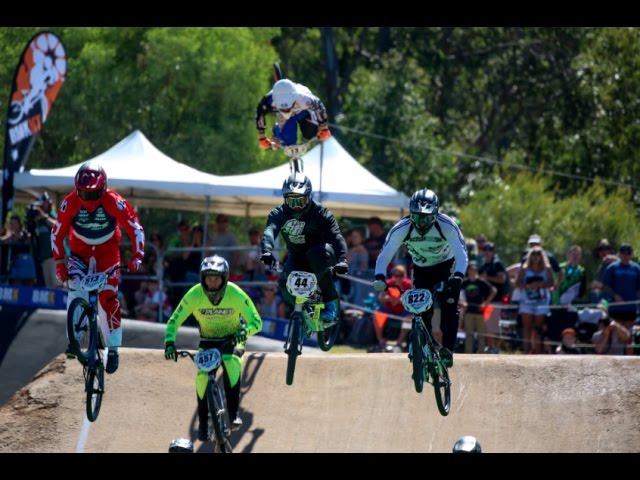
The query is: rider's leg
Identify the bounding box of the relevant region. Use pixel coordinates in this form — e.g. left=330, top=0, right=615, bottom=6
left=95, top=244, right=122, bottom=374
left=306, top=244, right=339, bottom=323
left=272, top=113, right=304, bottom=146
left=278, top=253, right=308, bottom=308
left=297, top=111, right=318, bottom=140
left=196, top=393, right=209, bottom=441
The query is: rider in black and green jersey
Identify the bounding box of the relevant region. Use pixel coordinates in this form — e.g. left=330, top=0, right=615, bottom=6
left=164, top=255, right=262, bottom=441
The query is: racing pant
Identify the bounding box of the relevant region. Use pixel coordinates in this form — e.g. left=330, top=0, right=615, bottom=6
left=272, top=110, right=319, bottom=146
left=196, top=339, right=243, bottom=427
left=413, top=258, right=460, bottom=352
left=66, top=240, right=122, bottom=350
left=279, top=243, right=338, bottom=307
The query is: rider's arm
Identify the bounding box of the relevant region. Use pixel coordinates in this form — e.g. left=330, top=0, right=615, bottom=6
left=233, top=286, right=263, bottom=337
left=322, top=209, right=347, bottom=262
left=256, top=93, right=273, bottom=135
left=105, top=191, right=145, bottom=259
left=296, top=90, right=329, bottom=126
left=438, top=215, right=468, bottom=276
left=50, top=193, right=75, bottom=262
left=374, top=218, right=411, bottom=277
left=164, top=287, right=197, bottom=344
left=261, top=207, right=283, bottom=254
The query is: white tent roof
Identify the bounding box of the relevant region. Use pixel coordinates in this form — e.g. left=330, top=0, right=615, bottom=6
left=215, top=137, right=409, bottom=220
left=12, top=131, right=408, bottom=220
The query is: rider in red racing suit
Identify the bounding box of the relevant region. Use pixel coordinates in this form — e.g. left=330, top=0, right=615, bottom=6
left=52, top=161, right=145, bottom=374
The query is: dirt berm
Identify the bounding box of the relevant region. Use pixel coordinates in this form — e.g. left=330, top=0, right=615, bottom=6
left=1, top=350, right=639, bottom=452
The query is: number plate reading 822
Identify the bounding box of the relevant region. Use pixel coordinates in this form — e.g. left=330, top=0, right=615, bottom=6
left=195, top=349, right=222, bottom=373
left=400, top=289, right=434, bottom=314
left=286, top=271, right=318, bottom=299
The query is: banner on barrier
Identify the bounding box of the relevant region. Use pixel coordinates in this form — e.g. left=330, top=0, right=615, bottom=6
left=0, top=284, right=67, bottom=309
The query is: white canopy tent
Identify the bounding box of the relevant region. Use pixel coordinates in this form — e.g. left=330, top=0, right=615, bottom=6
left=12, top=130, right=409, bottom=221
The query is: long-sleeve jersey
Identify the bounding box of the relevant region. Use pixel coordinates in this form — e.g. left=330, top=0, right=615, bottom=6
left=165, top=282, right=262, bottom=344
left=261, top=200, right=347, bottom=263
left=255, top=82, right=328, bottom=134
left=375, top=213, right=468, bottom=276
left=51, top=189, right=145, bottom=261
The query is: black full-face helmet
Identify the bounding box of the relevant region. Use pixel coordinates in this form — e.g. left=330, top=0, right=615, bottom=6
left=452, top=436, right=482, bottom=453
left=282, top=173, right=312, bottom=212
left=409, top=188, right=439, bottom=235
left=200, top=255, right=229, bottom=305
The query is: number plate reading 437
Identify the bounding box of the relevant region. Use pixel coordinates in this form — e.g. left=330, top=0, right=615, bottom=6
left=286, top=271, right=318, bottom=298
left=195, top=349, right=222, bottom=372
left=400, top=289, right=434, bottom=314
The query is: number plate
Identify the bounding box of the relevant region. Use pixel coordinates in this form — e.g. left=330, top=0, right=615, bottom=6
left=80, top=273, right=107, bottom=292
left=400, top=289, right=433, bottom=314
left=286, top=271, right=318, bottom=299
left=283, top=144, right=308, bottom=157
left=195, top=348, right=222, bottom=372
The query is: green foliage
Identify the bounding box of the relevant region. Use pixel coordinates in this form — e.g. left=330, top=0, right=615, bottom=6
left=459, top=173, right=640, bottom=275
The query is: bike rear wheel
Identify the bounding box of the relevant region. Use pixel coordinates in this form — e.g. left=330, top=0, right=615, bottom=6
left=431, top=362, right=451, bottom=416
left=207, top=381, right=232, bottom=453
left=67, top=298, right=93, bottom=365
left=317, top=313, right=340, bottom=352
left=411, top=328, right=425, bottom=393
left=85, top=361, right=104, bottom=422
left=285, top=315, right=302, bottom=386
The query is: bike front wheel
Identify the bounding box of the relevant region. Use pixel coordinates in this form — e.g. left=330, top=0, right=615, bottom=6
left=207, top=382, right=232, bottom=453
left=85, top=362, right=104, bottom=422
left=67, top=297, right=93, bottom=365
left=317, top=314, right=340, bottom=352
left=411, top=329, right=425, bottom=393
left=285, top=315, right=302, bottom=386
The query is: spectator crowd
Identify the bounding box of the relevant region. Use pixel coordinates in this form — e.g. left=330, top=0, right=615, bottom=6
left=2, top=197, right=639, bottom=356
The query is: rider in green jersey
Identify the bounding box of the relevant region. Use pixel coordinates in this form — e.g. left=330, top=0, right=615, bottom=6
left=164, top=255, right=262, bottom=441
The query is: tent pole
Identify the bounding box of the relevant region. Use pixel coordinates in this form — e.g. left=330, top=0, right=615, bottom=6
left=202, top=195, right=210, bottom=260
left=318, top=140, right=324, bottom=204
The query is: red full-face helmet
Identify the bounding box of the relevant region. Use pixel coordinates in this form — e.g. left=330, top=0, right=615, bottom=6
left=75, top=161, right=107, bottom=201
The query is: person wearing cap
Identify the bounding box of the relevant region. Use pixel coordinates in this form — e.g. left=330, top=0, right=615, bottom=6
left=602, top=244, right=640, bottom=330
left=31, top=192, right=59, bottom=287
left=555, top=327, right=584, bottom=354
left=460, top=261, right=497, bottom=353
left=521, top=234, right=560, bottom=273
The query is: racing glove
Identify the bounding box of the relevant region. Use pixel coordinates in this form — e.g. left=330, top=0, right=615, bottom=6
left=258, top=135, right=273, bottom=150
left=234, top=326, right=248, bottom=345
left=164, top=342, right=177, bottom=362
left=55, top=262, right=68, bottom=283
left=333, top=261, right=349, bottom=275
left=128, top=255, right=143, bottom=273
left=260, top=252, right=276, bottom=268
left=317, top=124, right=332, bottom=141
left=373, top=273, right=387, bottom=292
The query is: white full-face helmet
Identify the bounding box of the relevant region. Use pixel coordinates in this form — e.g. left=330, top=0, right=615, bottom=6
left=272, top=79, right=297, bottom=118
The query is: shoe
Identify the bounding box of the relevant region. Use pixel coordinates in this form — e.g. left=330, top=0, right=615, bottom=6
left=105, top=350, right=119, bottom=374
left=231, top=416, right=243, bottom=431
left=320, top=299, right=338, bottom=327
left=439, top=348, right=453, bottom=369
left=198, top=422, right=209, bottom=442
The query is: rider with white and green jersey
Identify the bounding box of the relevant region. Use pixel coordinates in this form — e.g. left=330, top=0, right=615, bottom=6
left=164, top=255, right=262, bottom=441
left=373, top=189, right=468, bottom=368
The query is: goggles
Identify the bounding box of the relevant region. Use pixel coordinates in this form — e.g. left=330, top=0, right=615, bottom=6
left=285, top=195, right=309, bottom=211
left=410, top=212, right=435, bottom=232
left=78, top=189, right=104, bottom=201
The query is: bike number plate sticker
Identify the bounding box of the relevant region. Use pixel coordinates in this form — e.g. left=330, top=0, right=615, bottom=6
left=401, top=289, right=433, bottom=314
left=284, top=145, right=306, bottom=157
left=286, top=271, right=318, bottom=299
left=81, top=273, right=107, bottom=291
left=195, top=348, right=222, bottom=372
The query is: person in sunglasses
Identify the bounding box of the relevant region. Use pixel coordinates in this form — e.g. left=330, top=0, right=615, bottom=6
left=372, top=188, right=468, bottom=368
left=259, top=173, right=348, bottom=326
left=51, top=161, right=145, bottom=374
left=256, top=78, right=332, bottom=149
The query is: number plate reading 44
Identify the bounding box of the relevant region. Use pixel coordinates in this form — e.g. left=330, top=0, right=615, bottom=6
left=80, top=273, right=107, bottom=292
left=195, top=349, right=222, bottom=372
left=286, top=271, right=317, bottom=298
left=400, top=289, right=433, bottom=314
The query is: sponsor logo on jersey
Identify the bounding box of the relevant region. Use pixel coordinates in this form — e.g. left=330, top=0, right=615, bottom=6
left=199, top=308, right=235, bottom=316
left=60, top=199, right=67, bottom=213
left=116, top=198, right=126, bottom=211
left=282, top=219, right=306, bottom=244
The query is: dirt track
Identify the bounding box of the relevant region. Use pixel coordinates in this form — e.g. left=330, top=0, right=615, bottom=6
left=1, top=349, right=639, bottom=452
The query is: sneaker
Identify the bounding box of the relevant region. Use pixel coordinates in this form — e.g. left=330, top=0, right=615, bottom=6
left=198, top=422, right=209, bottom=442
left=320, top=299, right=338, bottom=327
left=231, top=416, right=243, bottom=431
left=439, top=348, right=453, bottom=369
left=105, top=350, right=119, bottom=374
